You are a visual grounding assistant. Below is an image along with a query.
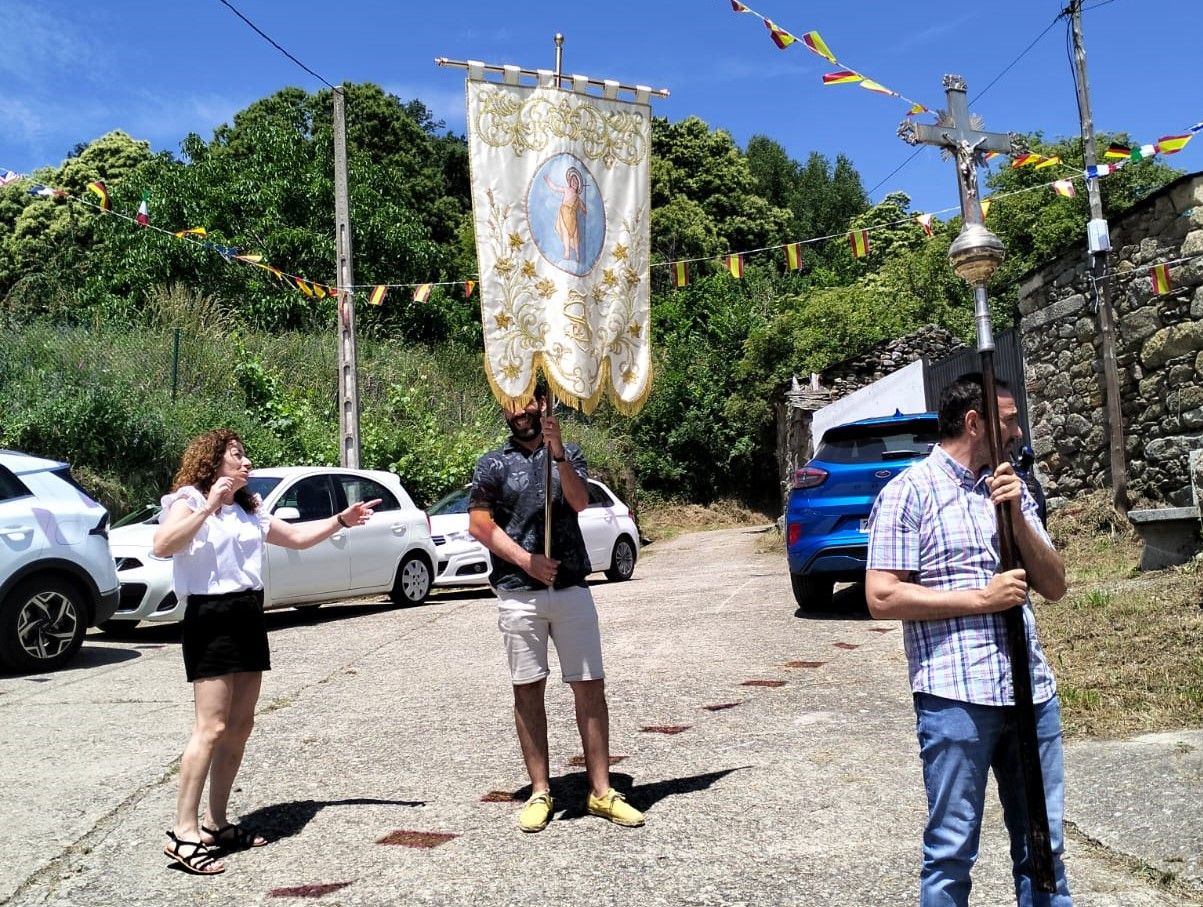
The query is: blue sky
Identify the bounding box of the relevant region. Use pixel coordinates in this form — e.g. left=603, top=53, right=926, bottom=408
left=2, top=0, right=1199, bottom=218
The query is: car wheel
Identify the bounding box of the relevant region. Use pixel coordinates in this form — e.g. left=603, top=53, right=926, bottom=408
left=790, top=574, right=834, bottom=613
left=0, top=576, right=89, bottom=673
left=604, top=536, right=637, bottom=582
left=390, top=553, right=432, bottom=606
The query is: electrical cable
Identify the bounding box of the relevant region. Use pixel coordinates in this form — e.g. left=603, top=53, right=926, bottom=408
left=214, top=0, right=336, bottom=90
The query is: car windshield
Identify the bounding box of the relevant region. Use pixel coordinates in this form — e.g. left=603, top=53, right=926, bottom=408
left=429, top=486, right=470, bottom=515
left=817, top=421, right=939, bottom=464
left=247, top=476, right=282, bottom=500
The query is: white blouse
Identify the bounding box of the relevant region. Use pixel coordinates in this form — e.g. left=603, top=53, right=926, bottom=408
left=160, top=485, right=272, bottom=601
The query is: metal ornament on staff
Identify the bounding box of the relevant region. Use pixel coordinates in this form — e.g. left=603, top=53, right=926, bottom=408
left=900, top=74, right=1057, bottom=894
left=440, top=36, right=666, bottom=558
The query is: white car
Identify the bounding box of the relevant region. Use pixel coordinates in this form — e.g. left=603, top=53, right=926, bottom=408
left=105, top=466, right=437, bottom=627
left=428, top=478, right=640, bottom=587
left=0, top=450, right=120, bottom=672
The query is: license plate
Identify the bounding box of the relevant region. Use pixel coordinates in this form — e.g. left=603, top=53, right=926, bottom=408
left=858, top=519, right=870, bottom=533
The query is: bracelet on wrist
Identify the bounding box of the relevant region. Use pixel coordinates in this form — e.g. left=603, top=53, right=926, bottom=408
left=336, top=514, right=350, bottom=528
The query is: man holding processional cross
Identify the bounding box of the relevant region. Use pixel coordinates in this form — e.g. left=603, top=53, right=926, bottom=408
left=445, top=47, right=660, bottom=833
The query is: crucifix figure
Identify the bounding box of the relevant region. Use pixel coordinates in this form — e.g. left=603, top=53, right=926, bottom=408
left=899, top=73, right=1023, bottom=224
left=884, top=74, right=1064, bottom=899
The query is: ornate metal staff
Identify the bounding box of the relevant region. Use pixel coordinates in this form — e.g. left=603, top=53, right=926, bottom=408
left=901, top=74, right=1056, bottom=893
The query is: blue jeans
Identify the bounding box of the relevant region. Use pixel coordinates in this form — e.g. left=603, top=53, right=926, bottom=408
left=913, top=692, right=1072, bottom=907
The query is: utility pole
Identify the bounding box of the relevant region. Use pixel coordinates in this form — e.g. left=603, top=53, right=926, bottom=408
left=333, top=85, right=361, bottom=468
left=1068, top=0, right=1128, bottom=511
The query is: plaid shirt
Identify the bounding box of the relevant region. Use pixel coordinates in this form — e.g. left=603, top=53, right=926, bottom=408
left=866, top=444, right=1057, bottom=706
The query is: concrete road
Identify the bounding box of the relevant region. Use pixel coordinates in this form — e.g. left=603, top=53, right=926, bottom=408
left=0, top=527, right=1186, bottom=906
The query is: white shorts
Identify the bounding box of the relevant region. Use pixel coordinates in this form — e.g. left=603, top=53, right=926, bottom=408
left=497, top=584, right=604, bottom=684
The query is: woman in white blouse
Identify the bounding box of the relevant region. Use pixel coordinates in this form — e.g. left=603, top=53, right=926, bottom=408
left=154, top=429, right=378, bottom=875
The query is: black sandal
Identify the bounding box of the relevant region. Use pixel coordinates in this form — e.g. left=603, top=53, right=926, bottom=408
left=163, top=831, right=225, bottom=875
left=201, top=822, right=269, bottom=850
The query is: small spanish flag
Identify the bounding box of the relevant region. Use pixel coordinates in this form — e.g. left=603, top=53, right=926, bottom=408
left=724, top=254, right=744, bottom=279
left=1150, top=263, right=1172, bottom=295
left=980, top=198, right=992, bottom=220
left=1156, top=134, right=1192, bottom=155
left=801, top=31, right=836, bottom=64
left=785, top=243, right=804, bottom=271
left=1103, top=143, right=1132, bottom=161
left=86, top=180, right=111, bottom=210
left=764, top=19, right=795, bottom=49
left=849, top=230, right=870, bottom=258
left=822, top=70, right=861, bottom=86
left=915, top=214, right=934, bottom=237
left=1033, top=156, right=1062, bottom=170
left=413, top=283, right=432, bottom=303
left=672, top=261, right=689, bottom=288
left=294, top=278, right=315, bottom=298
left=1052, top=179, right=1076, bottom=198
left=1011, top=154, right=1040, bottom=169
left=906, top=103, right=929, bottom=117
left=859, top=79, right=894, bottom=97
left=255, top=261, right=284, bottom=280
left=368, top=285, right=388, bottom=306
left=463, top=279, right=476, bottom=298
left=234, top=253, right=263, bottom=264
left=174, top=227, right=207, bottom=239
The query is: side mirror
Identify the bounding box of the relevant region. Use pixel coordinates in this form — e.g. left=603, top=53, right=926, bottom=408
left=274, top=506, right=301, bottom=522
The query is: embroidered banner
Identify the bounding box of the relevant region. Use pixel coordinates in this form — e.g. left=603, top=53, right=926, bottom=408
left=466, top=76, right=652, bottom=415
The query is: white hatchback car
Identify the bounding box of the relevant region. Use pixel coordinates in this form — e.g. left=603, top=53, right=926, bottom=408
left=0, top=450, right=120, bottom=672
left=428, top=478, right=640, bottom=587
left=105, top=466, right=437, bottom=627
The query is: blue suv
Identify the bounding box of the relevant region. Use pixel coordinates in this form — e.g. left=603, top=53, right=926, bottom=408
left=785, top=411, right=939, bottom=611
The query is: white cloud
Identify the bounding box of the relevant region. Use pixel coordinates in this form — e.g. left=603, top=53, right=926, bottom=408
left=0, top=1, right=105, bottom=86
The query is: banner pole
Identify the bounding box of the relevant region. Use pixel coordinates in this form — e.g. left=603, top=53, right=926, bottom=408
left=543, top=33, right=565, bottom=560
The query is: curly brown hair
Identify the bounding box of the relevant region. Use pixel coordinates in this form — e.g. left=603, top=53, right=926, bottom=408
left=171, top=428, right=258, bottom=513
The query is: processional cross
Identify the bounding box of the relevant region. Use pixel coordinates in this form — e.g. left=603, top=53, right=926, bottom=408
left=900, top=75, right=1057, bottom=895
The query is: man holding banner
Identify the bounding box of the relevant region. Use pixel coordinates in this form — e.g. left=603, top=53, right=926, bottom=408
left=456, top=54, right=658, bottom=833
left=469, top=385, right=644, bottom=833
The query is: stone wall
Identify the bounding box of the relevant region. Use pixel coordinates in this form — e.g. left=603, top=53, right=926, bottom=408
left=1019, top=172, right=1203, bottom=506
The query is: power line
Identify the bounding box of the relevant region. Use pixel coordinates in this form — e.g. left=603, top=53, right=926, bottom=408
left=214, top=0, right=336, bottom=90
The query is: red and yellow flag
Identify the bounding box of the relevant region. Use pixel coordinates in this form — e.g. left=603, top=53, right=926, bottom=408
left=294, top=278, right=315, bottom=298
left=906, top=103, right=929, bottom=117
left=173, top=227, right=207, bottom=239
left=849, top=230, right=870, bottom=258
left=312, top=283, right=327, bottom=299
left=785, top=242, right=803, bottom=271
left=801, top=31, right=836, bottom=64
left=1033, top=156, right=1062, bottom=170
left=729, top=0, right=750, bottom=10
left=463, top=279, right=476, bottom=298
left=1150, top=263, right=1172, bottom=295
left=672, top=261, right=689, bottom=287
left=915, top=214, right=934, bottom=237
left=724, top=254, right=744, bottom=278
left=1052, top=180, right=1076, bottom=198
left=822, top=70, right=861, bottom=86
left=980, top=198, right=992, bottom=220
left=254, top=261, right=284, bottom=280
left=859, top=79, right=894, bottom=97
left=368, top=285, right=388, bottom=306
left=1011, top=154, right=1040, bottom=169
left=1156, top=134, right=1192, bottom=155
left=86, top=180, right=111, bottom=210
left=764, top=19, right=795, bottom=49
left=413, top=283, right=432, bottom=303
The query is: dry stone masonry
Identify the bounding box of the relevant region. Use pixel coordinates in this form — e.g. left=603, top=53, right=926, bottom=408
left=1019, top=172, right=1203, bottom=507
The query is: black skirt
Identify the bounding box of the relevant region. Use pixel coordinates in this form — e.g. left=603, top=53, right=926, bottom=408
left=181, top=588, right=270, bottom=682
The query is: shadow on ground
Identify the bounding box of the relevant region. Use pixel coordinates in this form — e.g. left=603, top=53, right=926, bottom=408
left=511, top=767, right=749, bottom=820
left=237, top=797, right=428, bottom=843
left=794, top=582, right=872, bottom=621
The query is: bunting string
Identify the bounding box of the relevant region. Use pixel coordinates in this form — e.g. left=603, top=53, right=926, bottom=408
left=728, top=0, right=934, bottom=116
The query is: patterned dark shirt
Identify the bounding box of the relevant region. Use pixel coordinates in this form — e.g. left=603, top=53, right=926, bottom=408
left=469, top=439, right=590, bottom=591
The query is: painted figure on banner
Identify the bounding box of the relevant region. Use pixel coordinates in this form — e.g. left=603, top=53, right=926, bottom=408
left=530, top=153, right=604, bottom=276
